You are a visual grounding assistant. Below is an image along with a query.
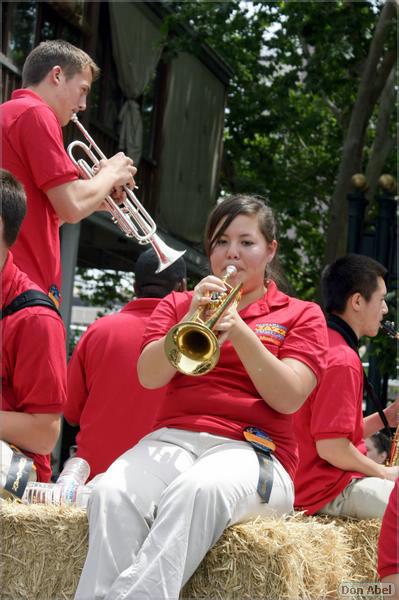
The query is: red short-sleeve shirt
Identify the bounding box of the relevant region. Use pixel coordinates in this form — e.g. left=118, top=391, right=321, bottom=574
left=1, top=253, right=67, bottom=481
left=65, top=298, right=166, bottom=479
left=1, top=89, right=78, bottom=293
left=378, top=479, right=399, bottom=579
left=141, top=281, right=328, bottom=481
left=294, top=328, right=366, bottom=514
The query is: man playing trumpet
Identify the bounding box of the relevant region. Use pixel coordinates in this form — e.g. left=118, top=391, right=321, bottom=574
left=1, top=40, right=136, bottom=304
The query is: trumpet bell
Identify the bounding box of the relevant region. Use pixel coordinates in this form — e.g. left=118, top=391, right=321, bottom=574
left=151, top=234, right=186, bottom=273
left=68, top=114, right=185, bottom=273
left=164, top=265, right=242, bottom=377
left=165, top=321, right=220, bottom=376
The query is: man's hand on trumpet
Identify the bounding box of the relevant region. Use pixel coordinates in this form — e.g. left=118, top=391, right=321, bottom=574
left=92, top=152, right=137, bottom=210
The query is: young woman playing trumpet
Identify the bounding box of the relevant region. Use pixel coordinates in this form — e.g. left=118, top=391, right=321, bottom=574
left=75, top=195, right=329, bottom=600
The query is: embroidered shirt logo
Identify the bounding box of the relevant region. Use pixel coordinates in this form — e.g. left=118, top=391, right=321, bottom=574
left=254, top=323, right=288, bottom=345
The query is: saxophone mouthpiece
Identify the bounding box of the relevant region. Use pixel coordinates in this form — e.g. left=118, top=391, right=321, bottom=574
left=381, top=321, right=399, bottom=340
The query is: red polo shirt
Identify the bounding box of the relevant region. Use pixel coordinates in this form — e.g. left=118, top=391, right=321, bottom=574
left=1, top=253, right=67, bottom=481
left=141, top=281, right=328, bottom=481
left=65, top=298, right=165, bottom=479
left=1, top=89, right=78, bottom=293
left=293, top=328, right=366, bottom=514
left=378, top=479, right=399, bottom=579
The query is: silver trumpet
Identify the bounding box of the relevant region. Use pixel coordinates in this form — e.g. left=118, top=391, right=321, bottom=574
left=67, top=114, right=185, bottom=273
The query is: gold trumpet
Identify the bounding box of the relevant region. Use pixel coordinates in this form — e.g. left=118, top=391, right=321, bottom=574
left=165, top=265, right=243, bottom=376
left=67, top=114, right=185, bottom=273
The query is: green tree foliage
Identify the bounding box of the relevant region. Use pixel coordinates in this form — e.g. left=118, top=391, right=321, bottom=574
left=74, top=1, right=396, bottom=384
left=163, top=0, right=396, bottom=298
left=75, top=267, right=135, bottom=313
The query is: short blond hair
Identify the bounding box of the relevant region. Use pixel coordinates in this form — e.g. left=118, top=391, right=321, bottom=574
left=22, top=39, right=100, bottom=86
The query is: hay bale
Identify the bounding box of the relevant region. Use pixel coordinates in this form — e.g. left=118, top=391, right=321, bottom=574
left=314, top=515, right=382, bottom=583
left=183, top=514, right=381, bottom=600
left=183, top=513, right=353, bottom=600
left=0, top=500, right=88, bottom=600
left=0, top=501, right=381, bottom=600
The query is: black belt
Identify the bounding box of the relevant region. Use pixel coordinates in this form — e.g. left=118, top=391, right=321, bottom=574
left=254, top=450, right=274, bottom=503
left=243, top=427, right=275, bottom=503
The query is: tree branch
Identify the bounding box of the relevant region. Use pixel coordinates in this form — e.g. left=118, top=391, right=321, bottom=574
left=371, top=48, right=397, bottom=104
left=323, top=0, right=397, bottom=265
left=321, top=91, right=343, bottom=123
left=365, top=64, right=396, bottom=209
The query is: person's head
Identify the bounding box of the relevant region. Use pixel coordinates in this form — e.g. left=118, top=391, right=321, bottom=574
left=134, top=248, right=187, bottom=298
left=321, top=254, right=388, bottom=337
left=0, top=169, right=27, bottom=252
left=365, top=432, right=391, bottom=464
left=204, top=195, right=278, bottom=295
left=22, top=40, right=100, bottom=126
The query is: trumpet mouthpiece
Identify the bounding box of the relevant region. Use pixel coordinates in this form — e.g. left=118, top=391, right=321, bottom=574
left=225, top=265, right=237, bottom=277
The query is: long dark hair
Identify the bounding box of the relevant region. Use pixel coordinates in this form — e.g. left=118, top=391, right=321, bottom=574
left=204, top=195, right=293, bottom=293
left=205, top=195, right=276, bottom=256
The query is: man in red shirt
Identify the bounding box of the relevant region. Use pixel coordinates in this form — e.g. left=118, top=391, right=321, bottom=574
left=0, top=169, right=66, bottom=484
left=1, top=39, right=136, bottom=301
left=64, top=249, right=187, bottom=480
left=294, top=254, right=398, bottom=518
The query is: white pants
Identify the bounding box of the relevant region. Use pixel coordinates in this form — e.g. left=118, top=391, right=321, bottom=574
left=317, top=477, right=395, bottom=519
left=75, top=428, right=294, bottom=600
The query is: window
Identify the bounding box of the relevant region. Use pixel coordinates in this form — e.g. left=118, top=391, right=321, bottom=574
left=2, top=1, right=83, bottom=70
left=3, top=2, right=37, bottom=69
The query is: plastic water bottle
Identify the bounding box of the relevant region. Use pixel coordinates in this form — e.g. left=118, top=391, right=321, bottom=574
left=56, top=457, right=90, bottom=486
left=22, top=481, right=91, bottom=509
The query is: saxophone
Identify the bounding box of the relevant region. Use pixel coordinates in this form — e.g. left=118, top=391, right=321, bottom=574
left=380, top=320, right=399, bottom=340
left=386, top=426, right=399, bottom=466
left=380, top=321, right=398, bottom=465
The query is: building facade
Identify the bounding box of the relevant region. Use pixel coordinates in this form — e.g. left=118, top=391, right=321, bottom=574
left=1, top=0, right=232, bottom=330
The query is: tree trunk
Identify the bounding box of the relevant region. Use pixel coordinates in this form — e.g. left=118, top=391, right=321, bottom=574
left=323, top=0, right=397, bottom=265
left=365, top=64, right=396, bottom=212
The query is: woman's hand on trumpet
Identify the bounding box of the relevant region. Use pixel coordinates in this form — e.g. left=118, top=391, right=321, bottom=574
left=190, top=276, right=227, bottom=313
left=189, top=275, right=243, bottom=345
left=213, top=304, right=243, bottom=346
